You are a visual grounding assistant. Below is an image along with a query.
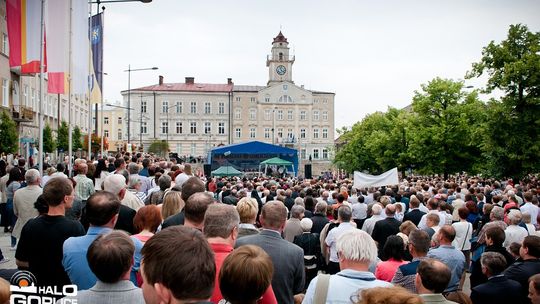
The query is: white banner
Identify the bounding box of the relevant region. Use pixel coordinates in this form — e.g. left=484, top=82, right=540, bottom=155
left=353, top=168, right=399, bottom=188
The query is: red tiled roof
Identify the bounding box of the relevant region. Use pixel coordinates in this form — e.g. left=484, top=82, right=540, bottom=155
left=129, top=83, right=233, bottom=93
left=273, top=31, right=288, bottom=44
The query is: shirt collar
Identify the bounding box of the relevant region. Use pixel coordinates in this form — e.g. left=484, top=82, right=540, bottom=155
left=87, top=226, right=113, bottom=235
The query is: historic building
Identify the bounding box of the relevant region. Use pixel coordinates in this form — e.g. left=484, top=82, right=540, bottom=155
left=123, top=32, right=335, bottom=175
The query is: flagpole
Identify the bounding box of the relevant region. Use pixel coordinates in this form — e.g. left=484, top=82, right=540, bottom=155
left=68, top=0, right=73, bottom=177
left=38, top=0, right=45, bottom=177
left=100, top=8, right=105, bottom=158
left=87, top=2, right=93, bottom=161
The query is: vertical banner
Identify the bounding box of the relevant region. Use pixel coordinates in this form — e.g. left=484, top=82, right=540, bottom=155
left=89, top=12, right=103, bottom=103
left=6, top=0, right=44, bottom=73
left=46, top=0, right=69, bottom=94
left=71, top=0, right=89, bottom=94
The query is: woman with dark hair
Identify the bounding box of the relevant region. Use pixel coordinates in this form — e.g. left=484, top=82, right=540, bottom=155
left=375, top=235, right=407, bottom=282
left=93, top=158, right=109, bottom=190
left=452, top=207, right=473, bottom=267
left=465, top=200, right=479, bottom=224
left=6, top=167, right=24, bottom=233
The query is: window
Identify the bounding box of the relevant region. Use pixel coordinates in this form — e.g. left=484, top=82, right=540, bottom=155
left=218, top=122, right=225, bottom=134
left=235, top=128, right=241, bottom=138
left=323, top=149, right=329, bottom=159
left=323, top=98, right=328, bottom=104
left=23, top=85, right=28, bottom=105
left=264, top=128, right=270, bottom=139
left=287, top=128, right=293, bottom=139
left=278, top=95, right=292, bottom=103
left=162, top=101, right=169, bottom=113
left=287, top=110, right=293, bottom=120
left=313, top=149, right=320, bottom=159
left=265, top=97, right=270, bottom=103
left=235, top=97, right=241, bottom=102
left=176, top=122, right=183, bottom=134
left=218, top=102, right=225, bottom=114
left=313, top=111, right=319, bottom=121
left=2, top=33, right=8, bottom=55
left=301, top=149, right=306, bottom=160
left=283, top=84, right=288, bottom=90
left=250, top=97, right=256, bottom=103
left=31, top=89, right=36, bottom=109
left=141, top=101, right=147, bottom=113
left=161, top=122, right=168, bottom=134
left=300, top=128, right=306, bottom=139
left=235, top=108, right=241, bottom=120
left=205, top=102, right=211, bottom=114
left=141, top=122, right=147, bottom=134
left=2, top=79, right=8, bottom=107
left=104, top=117, right=109, bottom=124
left=277, top=110, right=283, bottom=120
left=264, top=110, right=271, bottom=120
left=190, top=102, right=197, bottom=114
left=314, top=98, right=319, bottom=104
left=249, top=109, right=256, bottom=121
left=249, top=128, right=256, bottom=138
left=277, top=128, right=283, bottom=138
left=204, top=122, right=211, bottom=134
left=322, top=111, right=328, bottom=121
left=117, top=129, right=122, bottom=140
left=190, top=122, right=197, bottom=134
left=191, top=143, right=197, bottom=155
left=300, top=111, right=306, bottom=120
left=323, top=128, right=328, bottom=139
left=118, top=117, right=122, bottom=124
left=176, top=102, right=182, bottom=113
left=176, top=144, right=182, bottom=154
left=104, top=130, right=109, bottom=138
left=313, top=128, right=319, bottom=139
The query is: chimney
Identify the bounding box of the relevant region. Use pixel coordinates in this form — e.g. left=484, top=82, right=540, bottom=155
left=159, top=75, right=164, bottom=86
left=185, top=77, right=195, bottom=84
left=227, top=78, right=233, bottom=85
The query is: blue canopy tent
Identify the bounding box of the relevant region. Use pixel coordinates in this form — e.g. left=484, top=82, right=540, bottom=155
left=208, top=141, right=299, bottom=176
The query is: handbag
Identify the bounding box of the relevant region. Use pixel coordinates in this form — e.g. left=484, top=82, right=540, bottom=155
left=461, top=223, right=471, bottom=250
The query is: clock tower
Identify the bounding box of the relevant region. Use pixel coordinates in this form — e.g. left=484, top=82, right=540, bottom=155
left=267, top=31, right=295, bottom=85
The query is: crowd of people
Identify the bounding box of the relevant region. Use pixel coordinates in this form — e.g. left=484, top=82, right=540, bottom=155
left=0, top=152, right=539, bottom=304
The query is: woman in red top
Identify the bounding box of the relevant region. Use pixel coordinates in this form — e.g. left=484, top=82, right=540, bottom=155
left=375, top=235, right=408, bottom=282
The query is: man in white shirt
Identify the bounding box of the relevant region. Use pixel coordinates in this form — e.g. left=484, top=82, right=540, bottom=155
left=325, top=205, right=355, bottom=274
left=503, top=210, right=529, bottom=247
left=362, top=204, right=384, bottom=235
left=418, top=198, right=446, bottom=230
left=520, top=192, right=539, bottom=227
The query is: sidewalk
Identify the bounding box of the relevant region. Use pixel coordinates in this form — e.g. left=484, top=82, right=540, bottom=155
left=0, top=230, right=17, bottom=271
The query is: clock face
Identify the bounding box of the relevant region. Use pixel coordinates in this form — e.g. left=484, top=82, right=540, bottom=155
left=276, top=65, right=287, bottom=76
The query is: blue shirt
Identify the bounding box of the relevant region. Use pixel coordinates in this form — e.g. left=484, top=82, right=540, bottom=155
left=427, top=245, right=466, bottom=292
left=63, top=226, right=143, bottom=290
left=302, top=269, right=392, bottom=304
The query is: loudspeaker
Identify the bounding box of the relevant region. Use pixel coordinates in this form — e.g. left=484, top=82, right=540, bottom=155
left=304, top=164, right=312, bottom=179
left=203, top=164, right=212, bottom=177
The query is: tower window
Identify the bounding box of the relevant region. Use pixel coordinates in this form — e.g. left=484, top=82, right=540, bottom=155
left=279, top=53, right=283, bottom=60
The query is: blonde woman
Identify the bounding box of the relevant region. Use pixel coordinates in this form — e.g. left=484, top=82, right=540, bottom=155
left=161, top=190, right=183, bottom=220
left=236, top=197, right=259, bottom=238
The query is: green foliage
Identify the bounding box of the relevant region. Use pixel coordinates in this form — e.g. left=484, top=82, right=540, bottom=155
left=57, top=121, right=69, bottom=152
left=148, top=140, right=169, bottom=157
left=467, top=24, right=540, bottom=178
left=43, top=124, right=56, bottom=153
left=0, top=110, right=19, bottom=154
left=73, top=126, right=83, bottom=151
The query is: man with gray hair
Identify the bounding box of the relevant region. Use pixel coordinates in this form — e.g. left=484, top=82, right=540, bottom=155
left=73, top=163, right=95, bottom=203
left=504, top=209, right=528, bottom=247
left=284, top=204, right=305, bottom=242
left=311, top=201, right=329, bottom=235
left=127, top=162, right=149, bottom=194
left=12, top=169, right=42, bottom=249
left=303, top=229, right=391, bottom=303
left=372, top=203, right=401, bottom=259
left=325, top=205, right=355, bottom=274
left=362, top=203, right=384, bottom=235
left=101, top=174, right=136, bottom=234
left=236, top=201, right=305, bottom=304
left=470, top=251, right=522, bottom=304
left=477, top=205, right=507, bottom=245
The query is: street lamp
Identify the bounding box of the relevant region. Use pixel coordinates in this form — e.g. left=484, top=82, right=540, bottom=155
left=124, top=65, right=158, bottom=148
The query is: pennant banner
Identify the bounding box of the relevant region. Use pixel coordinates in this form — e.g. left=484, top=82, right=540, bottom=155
left=353, top=168, right=399, bottom=188
left=89, top=12, right=103, bottom=103
left=45, top=0, right=69, bottom=94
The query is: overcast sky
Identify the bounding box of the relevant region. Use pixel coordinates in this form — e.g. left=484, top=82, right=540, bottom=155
left=100, top=0, right=540, bottom=130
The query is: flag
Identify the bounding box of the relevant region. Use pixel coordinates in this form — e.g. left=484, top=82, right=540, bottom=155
left=70, top=0, right=89, bottom=94
left=45, top=0, right=69, bottom=94
left=89, top=12, right=103, bottom=103
left=6, top=0, right=44, bottom=74
left=353, top=168, right=399, bottom=188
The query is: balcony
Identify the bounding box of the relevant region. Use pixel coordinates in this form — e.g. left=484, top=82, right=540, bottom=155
left=12, top=106, right=34, bottom=122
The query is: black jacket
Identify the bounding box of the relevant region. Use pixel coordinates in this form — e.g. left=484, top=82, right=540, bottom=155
left=470, top=275, right=522, bottom=304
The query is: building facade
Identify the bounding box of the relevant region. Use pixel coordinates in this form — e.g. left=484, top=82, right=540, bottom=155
left=122, top=32, right=335, bottom=175
left=1, top=1, right=91, bottom=159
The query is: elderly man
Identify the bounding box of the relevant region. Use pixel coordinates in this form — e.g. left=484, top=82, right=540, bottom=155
left=161, top=177, right=206, bottom=228
left=128, top=162, right=148, bottom=195
left=372, top=204, right=401, bottom=259
left=505, top=236, right=540, bottom=302
left=392, top=229, right=431, bottom=292
left=415, top=259, right=458, bottom=304
left=284, top=205, right=305, bottom=242
left=73, top=163, right=95, bottom=203
left=101, top=174, right=137, bottom=234
left=325, top=205, right=355, bottom=275
left=311, top=202, right=329, bottom=235
left=427, top=225, right=467, bottom=293
left=12, top=169, right=42, bottom=249
left=303, top=229, right=392, bottom=303
left=236, top=201, right=304, bottom=304
left=361, top=203, right=384, bottom=235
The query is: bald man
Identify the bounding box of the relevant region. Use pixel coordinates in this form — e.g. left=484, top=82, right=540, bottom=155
left=371, top=204, right=401, bottom=259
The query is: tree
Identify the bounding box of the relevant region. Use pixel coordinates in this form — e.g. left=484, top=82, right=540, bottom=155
left=57, top=121, right=69, bottom=152
left=73, top=126, right=83, bottom=151
left=467, top=24, right=540, bottom=178
left=83, top=133, right=104, bottom=154
left=43, top=124, right=56, bottom=153
left=0, top=110, right=18, bottom=154
left=408, top=77, right=485, bottom=177
left=148, top=140, right=169, bottom=158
